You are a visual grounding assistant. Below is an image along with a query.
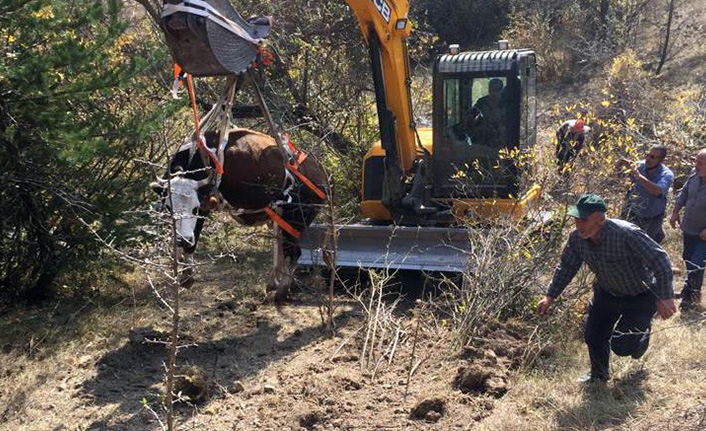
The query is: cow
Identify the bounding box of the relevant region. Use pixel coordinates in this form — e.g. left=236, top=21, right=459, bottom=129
left=151, top=128, right=327, bottom=301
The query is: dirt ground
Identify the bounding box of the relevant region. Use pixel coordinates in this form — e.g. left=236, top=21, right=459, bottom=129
left=0, top=227, right=532, bottom=431
left=2, top=227, right=705, bottom=431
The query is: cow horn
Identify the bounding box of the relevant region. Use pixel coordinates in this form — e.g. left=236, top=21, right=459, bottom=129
left=196, top=168, right=213, bottom=188
left=150, top=177, right=168, bottom=192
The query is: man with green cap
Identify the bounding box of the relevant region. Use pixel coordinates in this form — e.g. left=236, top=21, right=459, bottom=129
left=537, top=194, right=677, bottom=383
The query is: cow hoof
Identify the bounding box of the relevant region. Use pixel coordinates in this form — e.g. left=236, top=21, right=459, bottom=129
left=180, top=265, right=195, bottom=288
left=180, top=276, right=195, bottom=289
left=266, top=281, right=278, bottom=293
left=180, top=267, right=195, bottom=288
left=274, top=286, right=290, bottom=304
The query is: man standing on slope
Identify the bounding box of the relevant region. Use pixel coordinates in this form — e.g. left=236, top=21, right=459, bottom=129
left=620, top=144, right=674, bottom=243
left=669, top=148, right=706, bottom=312
left=556, top=118, right=591, bottom=170
left=538, top=194, right=677, bottom=383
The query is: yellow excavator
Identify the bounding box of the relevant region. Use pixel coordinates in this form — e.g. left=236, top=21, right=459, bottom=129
left=159, top=0, right=540, bottom=272
left=299, top=0, right=541, bottom=272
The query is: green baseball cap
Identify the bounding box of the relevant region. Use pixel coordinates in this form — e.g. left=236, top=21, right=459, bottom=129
left=568, top=194, right=608, bottom=219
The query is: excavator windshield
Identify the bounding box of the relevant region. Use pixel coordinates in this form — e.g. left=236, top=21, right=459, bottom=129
left=433, top=72, right=520, bottom=199
left=444, top=75, right=516, bottom=152
left=432, top=49, right=536, bottom=200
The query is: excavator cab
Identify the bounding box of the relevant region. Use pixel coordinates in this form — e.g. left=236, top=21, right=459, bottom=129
left=432, top=49, right=537, bottom=201
left=360, top=48, right=537, bottom=222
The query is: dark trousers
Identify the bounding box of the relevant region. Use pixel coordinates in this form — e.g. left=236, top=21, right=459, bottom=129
left=584, top=288, right=657, bottom=379
left=681, top=233, right=706, bottom=304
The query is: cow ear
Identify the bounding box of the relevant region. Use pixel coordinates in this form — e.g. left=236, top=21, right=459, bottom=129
left=150, top=181, right=165, bottom=195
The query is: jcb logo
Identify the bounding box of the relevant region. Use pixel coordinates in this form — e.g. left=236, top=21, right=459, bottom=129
left=372, top=0, right=391, bottom=23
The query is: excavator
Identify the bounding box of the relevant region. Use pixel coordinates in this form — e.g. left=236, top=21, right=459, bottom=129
left=159, top=0, right=540, bottom=273
left=299, top=0, right=540, bottom=272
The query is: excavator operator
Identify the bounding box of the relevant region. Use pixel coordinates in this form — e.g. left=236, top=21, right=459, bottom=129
left=473, top=78, right=507, bottom=148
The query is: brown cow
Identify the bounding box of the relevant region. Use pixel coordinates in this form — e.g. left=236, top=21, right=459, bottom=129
left=152, top=128, right=326, bottom=301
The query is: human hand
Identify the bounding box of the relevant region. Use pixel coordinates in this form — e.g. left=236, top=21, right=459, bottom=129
left=469, top=106, right=483, bottom=123
left=656, top=298, right=677, bottom=319
left=615, top=158, right=635, bottom=176
left=629, top=162, right=640, bottom=177
left=537, top=296, right=555, bottom=315
left=615, top=159, right=626, bottom=172
left=700, top=228, right=706, bottom=241
left=669, top=211, right=680, bottom=229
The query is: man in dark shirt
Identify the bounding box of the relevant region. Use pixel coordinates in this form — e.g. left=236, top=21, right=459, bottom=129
left=538, top=194, right=677, bottom=383
left=556, top=119, right=590, bottom=170
left=472, top=78, right=506, bottom=147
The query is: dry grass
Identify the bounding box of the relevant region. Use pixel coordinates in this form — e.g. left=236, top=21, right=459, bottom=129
left=475, top=314, right=706, bottom=431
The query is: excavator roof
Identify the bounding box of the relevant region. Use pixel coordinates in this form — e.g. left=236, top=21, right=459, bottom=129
left=436, top=49, right=535, bottom=74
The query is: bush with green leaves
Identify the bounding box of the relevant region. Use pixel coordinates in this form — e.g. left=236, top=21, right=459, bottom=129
left=0, top=0, right=173, bottom=302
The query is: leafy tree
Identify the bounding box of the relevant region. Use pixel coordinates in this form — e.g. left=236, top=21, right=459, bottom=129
left=0, top=0, right=171, bottom=302
left=411, top=0, right=512, bottom=50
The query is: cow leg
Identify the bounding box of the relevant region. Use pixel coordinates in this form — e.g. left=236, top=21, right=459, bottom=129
left=179, top=250, right=196, bottom=288
left=274, top=234, right=301, bottom=302
left=267, top=224, right=286, bottom=293
left=274, top=254, right=297, bottom=302
left=266, top=223, right=298, bottom=302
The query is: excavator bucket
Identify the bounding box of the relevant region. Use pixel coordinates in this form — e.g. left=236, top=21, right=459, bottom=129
left=298, top=224, right=472, bottom=273
left=161, top=0, right=271, bottom=76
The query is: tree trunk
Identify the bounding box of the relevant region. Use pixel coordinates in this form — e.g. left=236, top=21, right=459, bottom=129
left=599, top=0, right=610, bottom=37
left=655, top=0, right=676, bottom=75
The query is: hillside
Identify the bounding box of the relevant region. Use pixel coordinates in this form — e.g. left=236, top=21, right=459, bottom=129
left=1, top=0, right=705, bottom=430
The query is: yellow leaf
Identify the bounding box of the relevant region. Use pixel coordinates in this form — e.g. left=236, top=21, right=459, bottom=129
left=601, top=100, right=610, bottom=107
left=33, top=5, right=54, bottom=19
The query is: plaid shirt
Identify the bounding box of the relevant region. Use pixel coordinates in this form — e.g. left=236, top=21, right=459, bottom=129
left=547, top=219, right=673, bottom=299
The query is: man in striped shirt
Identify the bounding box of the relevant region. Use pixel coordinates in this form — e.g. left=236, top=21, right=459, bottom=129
left=538, top=194, right=677, bottom=383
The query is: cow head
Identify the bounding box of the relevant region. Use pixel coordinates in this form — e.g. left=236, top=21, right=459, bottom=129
left=151, top=169, right=212, bottom=250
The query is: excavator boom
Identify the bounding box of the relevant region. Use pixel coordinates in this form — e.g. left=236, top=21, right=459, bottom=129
left=345, top=0, right=417, bottom=174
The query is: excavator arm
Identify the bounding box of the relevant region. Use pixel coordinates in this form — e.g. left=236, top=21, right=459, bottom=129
left=345, top=0, right=419, bottom=212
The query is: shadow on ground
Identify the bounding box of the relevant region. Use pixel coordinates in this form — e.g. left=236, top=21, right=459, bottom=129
left=555, top=368, right=648, bottom=430
left=295, top=267, right=459, bottom=315
left=80, top=308, right=356, bottom=431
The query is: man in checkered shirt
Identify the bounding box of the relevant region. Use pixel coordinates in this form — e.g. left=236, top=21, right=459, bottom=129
left=537, top=194, right=677, bottom=383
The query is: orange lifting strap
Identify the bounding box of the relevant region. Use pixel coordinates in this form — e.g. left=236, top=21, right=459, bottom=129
left=264, top=136, right=326, bottom=238
left=185, top=71, right=224, bottom=175
left=286, top=153, right=326, bottom=200
left=282, top=134, right=326, bottom=200
left=264, top=207, right=300, bottom=239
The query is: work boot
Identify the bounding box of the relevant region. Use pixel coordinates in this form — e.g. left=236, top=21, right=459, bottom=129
left=631, top=329, right=650, bottom=359
left=577, top=371, right=608, bottom=384
left=680, top=290, right=702, bottom=312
